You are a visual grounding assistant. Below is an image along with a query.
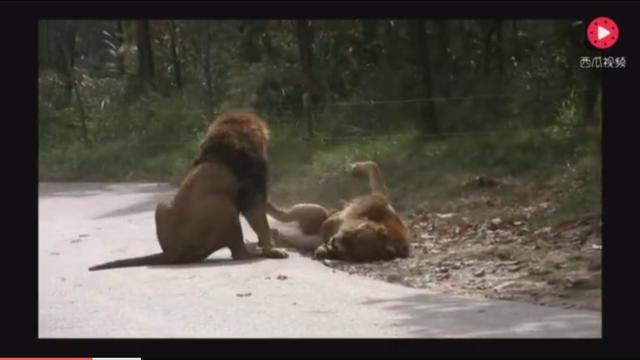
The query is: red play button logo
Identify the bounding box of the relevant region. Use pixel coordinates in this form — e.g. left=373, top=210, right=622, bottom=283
left=587, top=17, right=619, bottom=50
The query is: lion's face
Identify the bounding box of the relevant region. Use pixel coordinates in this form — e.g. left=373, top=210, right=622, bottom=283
left=326, top=220, right=398, bottom=262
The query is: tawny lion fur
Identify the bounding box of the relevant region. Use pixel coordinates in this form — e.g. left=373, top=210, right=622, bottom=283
left=267, top=161, right=411, bottom=262
left=89, top=110, right=287, bottom=271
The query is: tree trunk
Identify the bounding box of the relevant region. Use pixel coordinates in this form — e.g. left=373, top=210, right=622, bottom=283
left=436, top=22, right=448, bottom=68
left=436, top=21, right=451, bottom=97
left=168, top=20, right=182, bottom=89
left=494, top=21, right=508, bottom=124
left=383, top=20, right=399, bottom=68
left=585, top=70, right=601, bottom=125
left=242, top=21, right=265, bottom=63
left=296, top=20, right=319, bottom=105
left=136, top=20, right=155, bottom=91
left=559, top=21, right=581, bottom=84
left=115, top=20, right=126, bottom=75
left=54, top=21, right=78, bottom=108
left=412, top=20, right=438, bottom=134
left=203, top=30, right=214, bottom=116
left=483, top=22, right=498, bottom=77
left=57, top=22, right=89, bottom=146
left=512, top=20, right=521, bottom=62
left=296, top=20, right=318, bottom=138
left=38, top=21, right=50, bottom=68
left=461, top=21, right=476, bottom=74
left=496, top=21, right=504, bottom=79
left=361, top=20, right=379, bottom=66
left=261, top=21, right=276, bottom=62
left=303, top=92, right=313, bottom=139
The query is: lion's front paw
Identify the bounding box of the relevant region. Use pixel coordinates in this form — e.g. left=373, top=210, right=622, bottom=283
left=262, top=247, right=289, bottom=259
left=313, top=246, right=330, bottom=260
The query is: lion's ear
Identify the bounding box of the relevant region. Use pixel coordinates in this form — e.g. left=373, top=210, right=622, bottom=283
left=376, top=226, right=388, bottom=236
left=356, top=222, right=369, bottom=230
left=328, top=233, right=343, bottom=249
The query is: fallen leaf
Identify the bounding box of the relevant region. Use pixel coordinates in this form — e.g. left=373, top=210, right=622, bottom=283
left=420, top=233, right=434, bottom=240
left=473, top=268, right=486, bottom=277
left=534, top=227, right=552, bottom=235
left=436, top=273, right=450, bottom=280
left=436, top=213, right=456, bottom=219
left=493, top=281, right=517, bottom=292
left=500, top=260, right=520, bottom=266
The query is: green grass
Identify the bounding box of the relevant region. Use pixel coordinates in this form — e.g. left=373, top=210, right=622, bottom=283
left=39, top=123, right=601, bottom=222
left=39, top=91, right=601, bottom=225
left=39, top=134, right=198, bottom=182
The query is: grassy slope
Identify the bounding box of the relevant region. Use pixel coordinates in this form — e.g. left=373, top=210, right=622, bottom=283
left=40, top=126, right=601, bottom=226
left=39, top=124, right=602, bottom=309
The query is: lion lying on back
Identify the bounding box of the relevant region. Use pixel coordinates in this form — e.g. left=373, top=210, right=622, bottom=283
left=267, top=161, right=411, bottom=262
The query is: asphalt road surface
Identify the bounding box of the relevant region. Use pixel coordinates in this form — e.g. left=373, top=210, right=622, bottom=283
left=38, top=183, right=601, bottom=338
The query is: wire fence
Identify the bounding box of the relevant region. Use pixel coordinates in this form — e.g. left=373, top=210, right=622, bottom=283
left=103, top=125, right=598, bottom=150
left=255, top=86, right=599, bottom=111
left=51, top=85, right=601, bottom=148
left=248, top=85, right=602, bottom=141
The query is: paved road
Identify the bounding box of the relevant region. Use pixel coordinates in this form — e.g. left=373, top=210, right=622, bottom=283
left=38, top=183, right=601, bottom=338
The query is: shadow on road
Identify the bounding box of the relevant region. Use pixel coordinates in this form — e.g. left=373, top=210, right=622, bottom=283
left=150, top=257, right=268, bottom=269
left=103, top=243, right=268, bottom=270
left=92, top=192, right=172, bottom=219
left=39, top=182, right=174, bottom=198
left=362, top=293, right=601, bottom=338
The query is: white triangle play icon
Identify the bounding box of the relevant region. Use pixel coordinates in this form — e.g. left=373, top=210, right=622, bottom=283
left=597, top=26, right=610, bottom=40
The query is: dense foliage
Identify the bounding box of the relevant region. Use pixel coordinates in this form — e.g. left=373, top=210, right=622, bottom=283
left=38, top=20, right=601, bottom=183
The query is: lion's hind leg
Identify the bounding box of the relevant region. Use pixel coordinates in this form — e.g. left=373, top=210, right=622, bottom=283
left=350, top=161, right=389, bottom=198
left=266, top=202, right=329, bottom=235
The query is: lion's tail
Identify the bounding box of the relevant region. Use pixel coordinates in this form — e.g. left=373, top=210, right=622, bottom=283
left=266, top=202, right=297, bottom=223
left=88, top=252, right=171, bottom=271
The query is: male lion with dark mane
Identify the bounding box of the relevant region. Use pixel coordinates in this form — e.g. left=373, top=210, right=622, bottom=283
left=89, top=110, right=288, bottom=271
left=267, top=161, right=411, bottom=262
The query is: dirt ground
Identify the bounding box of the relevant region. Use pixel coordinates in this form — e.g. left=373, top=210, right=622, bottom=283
left=317, top=176, right=602, bottom=311
left=39, top=182, right=601, bottom=338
